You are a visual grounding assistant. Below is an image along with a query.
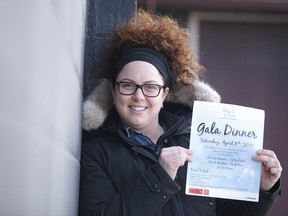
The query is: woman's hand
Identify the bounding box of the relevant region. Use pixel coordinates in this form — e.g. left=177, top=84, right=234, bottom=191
left=159, top=146, right=193, bottom=179
left=252, top=149, right=282, bottom=191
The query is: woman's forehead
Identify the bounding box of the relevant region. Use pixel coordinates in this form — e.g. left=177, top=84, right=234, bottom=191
left=117, top=61, right=164, bottom=82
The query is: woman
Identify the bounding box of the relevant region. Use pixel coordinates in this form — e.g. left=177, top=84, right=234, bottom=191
left=79, top=10, right=282, bottom=216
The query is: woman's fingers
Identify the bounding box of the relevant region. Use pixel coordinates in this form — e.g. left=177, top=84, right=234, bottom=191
left=252, top=149, right=282, bottom=190
left=159, top=146, right=193, bottom=179
left=253, top=149, right=278, bottom=162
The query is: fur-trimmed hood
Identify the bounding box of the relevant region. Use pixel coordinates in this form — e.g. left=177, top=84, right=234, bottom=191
left=82, top=78, right=221, bottom=131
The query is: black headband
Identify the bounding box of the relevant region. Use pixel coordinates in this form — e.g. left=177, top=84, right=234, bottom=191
left=114, top=47, right=171, bottom=86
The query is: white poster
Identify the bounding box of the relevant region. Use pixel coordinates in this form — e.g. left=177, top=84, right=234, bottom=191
left=185, top=101, right=265, bottom=202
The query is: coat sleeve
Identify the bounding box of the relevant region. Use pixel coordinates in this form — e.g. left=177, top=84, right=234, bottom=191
left=216, top=180, right=281, bottom=216
left=78, top=140, right=181, bottom=216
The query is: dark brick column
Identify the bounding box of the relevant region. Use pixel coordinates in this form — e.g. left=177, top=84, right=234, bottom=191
left=83, top=0, right=137, bottom=98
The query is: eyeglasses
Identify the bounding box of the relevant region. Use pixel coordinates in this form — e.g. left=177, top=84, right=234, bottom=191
left=116, top=82, right=165, bottom=97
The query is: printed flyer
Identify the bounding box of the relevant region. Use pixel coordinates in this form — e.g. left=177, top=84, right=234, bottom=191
left=185, top=101, right=265, bottom=202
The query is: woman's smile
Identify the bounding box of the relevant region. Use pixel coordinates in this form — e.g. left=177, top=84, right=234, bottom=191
left=129, top=105, right=147, bottom=112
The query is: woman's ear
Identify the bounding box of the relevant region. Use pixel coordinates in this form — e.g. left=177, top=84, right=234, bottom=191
left=163, top=87, right=169, bottom=98
left=110, top=82, right=115, bottom=98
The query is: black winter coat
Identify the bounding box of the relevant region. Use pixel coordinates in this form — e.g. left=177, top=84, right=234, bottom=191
left=78, top=102, right=280, bottom=216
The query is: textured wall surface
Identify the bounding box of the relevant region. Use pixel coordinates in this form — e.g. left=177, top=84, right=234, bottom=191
left=0, top=1, right=86, bottom=215
left=83, top=0, right=137, bottom=98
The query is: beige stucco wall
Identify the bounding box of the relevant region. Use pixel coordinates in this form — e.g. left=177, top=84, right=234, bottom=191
left=0, top=1, right=86, bottom=215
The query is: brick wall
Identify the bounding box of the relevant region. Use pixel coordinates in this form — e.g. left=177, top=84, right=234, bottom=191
left=83, top=0, right=137, bottom=98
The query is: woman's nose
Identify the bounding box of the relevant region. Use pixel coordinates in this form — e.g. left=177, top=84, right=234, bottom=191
left=133, top=87, right=145, bottom=99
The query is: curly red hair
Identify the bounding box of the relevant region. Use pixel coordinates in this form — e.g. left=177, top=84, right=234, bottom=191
left=101, top=9, right=205, bottom=90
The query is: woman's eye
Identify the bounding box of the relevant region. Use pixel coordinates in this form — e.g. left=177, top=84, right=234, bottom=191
left=122, top=83, right=134, bottom=89
left=147, top=85, right=157, bottom=89
left=145, top=84, right=158, bottom=91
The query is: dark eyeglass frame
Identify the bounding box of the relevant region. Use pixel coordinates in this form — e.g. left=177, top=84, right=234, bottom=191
left=116, top=81, right=165, bottom=98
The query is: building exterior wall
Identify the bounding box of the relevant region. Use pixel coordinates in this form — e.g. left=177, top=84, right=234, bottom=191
left=138, top=0, right=288, bottom=12
left=0, top=1, right=86, bottom=215
left=189, top=12, right=288, bottom=216
left=83, top=0, right=137, bottom=98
